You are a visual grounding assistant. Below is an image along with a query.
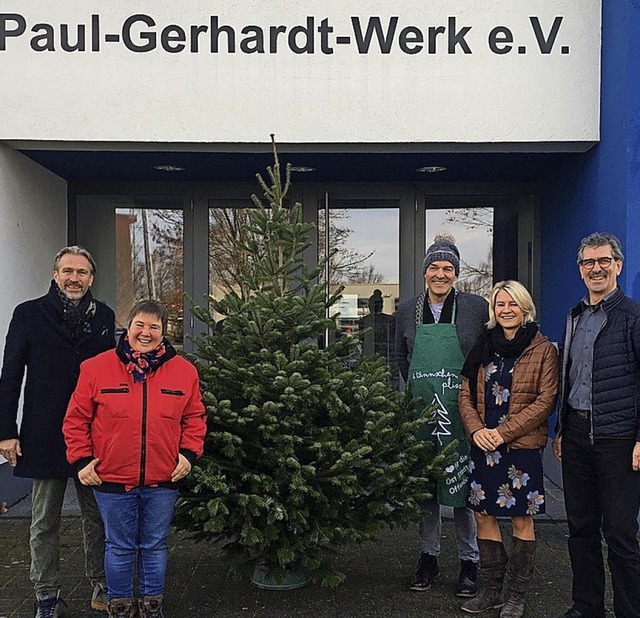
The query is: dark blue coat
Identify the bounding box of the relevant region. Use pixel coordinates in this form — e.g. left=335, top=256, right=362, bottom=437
left=0, top=288, right=115, bottom=478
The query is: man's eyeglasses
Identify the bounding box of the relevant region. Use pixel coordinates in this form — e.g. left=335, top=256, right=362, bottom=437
left=578, top=256, right=617, bottom=270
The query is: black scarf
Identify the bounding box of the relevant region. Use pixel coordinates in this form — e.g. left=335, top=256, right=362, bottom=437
left=461, top=322, right=539, bottom=403
left=422, top=289, right=456, bottom=324
left=48, top=281, right=96, bottom=339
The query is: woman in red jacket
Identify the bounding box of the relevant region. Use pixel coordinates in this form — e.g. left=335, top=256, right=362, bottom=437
left=64, top=300, right=206, bottom=618
left=458, top=281, right=558, bottom=618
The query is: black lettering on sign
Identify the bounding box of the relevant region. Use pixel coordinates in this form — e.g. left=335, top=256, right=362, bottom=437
left=0, top=13, right=26, bottom=51
left=530, top=16, right=563, bottom=54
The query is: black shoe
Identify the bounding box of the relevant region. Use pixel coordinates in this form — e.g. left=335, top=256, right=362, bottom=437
left=409, top=553, right=440, bottom=591
left=456, top=559, right=478, bottom=597
left=34, top=591, right=68, bottom=618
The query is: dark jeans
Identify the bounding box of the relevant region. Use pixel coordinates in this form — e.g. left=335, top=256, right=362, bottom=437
left=562, top=413, right=640, bottom=618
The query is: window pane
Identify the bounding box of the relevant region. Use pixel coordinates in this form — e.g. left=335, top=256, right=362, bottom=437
left=115, top=208, right=184, bottom=343
left=208, top=205, right=255, bottom=310
left=318, top=205, right=400, bottom=389
left=425, top=207, right=493, bottom=297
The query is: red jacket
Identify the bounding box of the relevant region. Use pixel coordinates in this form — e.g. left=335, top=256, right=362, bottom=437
left=64, top=345, right=206, bottom=490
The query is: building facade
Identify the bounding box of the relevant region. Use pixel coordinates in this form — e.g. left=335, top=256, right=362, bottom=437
left=1, top=1, right=638, bottom=500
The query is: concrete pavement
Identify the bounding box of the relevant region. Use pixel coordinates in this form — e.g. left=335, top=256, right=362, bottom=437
left=0, top=476, right=613, bottom=618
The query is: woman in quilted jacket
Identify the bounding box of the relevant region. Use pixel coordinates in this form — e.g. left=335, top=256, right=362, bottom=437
left=458, top=280, right=558, bottom=618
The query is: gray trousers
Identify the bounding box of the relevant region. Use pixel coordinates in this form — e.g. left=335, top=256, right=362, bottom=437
left=30, top=477, right=105, bottom=594
left=418, top=503, right=479, bottom=562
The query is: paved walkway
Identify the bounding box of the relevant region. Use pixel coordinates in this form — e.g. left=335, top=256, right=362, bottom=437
left=0, top=477, right=612, bottom=618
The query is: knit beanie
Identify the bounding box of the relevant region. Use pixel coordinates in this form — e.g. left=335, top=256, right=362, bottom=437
left=422, top=232, right=460, bottom=276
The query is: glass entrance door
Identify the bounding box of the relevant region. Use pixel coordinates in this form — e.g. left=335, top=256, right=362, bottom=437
left=74, top=184, right=538, bottom=364
left=422, top=194, right=537, bottom=302
left=424, top=207, right=494, bottom=297
left=76, top=195, right=186, bottom=346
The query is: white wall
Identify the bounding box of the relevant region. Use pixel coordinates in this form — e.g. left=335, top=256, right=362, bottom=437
left=0, top=1, right=600, bottom=145
left=0, top=146, right=67, bottom=335
left=0, top=144, right=67, bottom=450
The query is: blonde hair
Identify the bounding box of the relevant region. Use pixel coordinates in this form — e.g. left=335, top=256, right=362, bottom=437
left=487, top=280, right=536, bottom=329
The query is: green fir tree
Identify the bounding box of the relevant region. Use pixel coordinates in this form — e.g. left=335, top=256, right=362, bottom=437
left=174, top=137, right=454, bottom=587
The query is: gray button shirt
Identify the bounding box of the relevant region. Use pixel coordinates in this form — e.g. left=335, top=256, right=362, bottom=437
left=567, top=297, right=608, bottom=410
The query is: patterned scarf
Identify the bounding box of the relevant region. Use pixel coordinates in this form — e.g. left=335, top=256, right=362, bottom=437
left=51, top=281, right=96, bottom=338
left=121, top=334, right=167, bottom=383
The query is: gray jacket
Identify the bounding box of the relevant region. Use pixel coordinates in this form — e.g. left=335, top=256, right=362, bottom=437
left=395, top=289, right=489, bottom=382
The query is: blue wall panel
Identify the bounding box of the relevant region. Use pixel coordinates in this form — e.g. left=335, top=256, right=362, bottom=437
left=540, top=1, right=640, bottom=341
left=627, top=3, right=640, bottom=301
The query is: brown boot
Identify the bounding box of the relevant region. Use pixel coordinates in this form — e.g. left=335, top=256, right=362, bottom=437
left=138, top=595, right=164, bottom=618
left=108, top=598, right=135, bottom=618
left=461, top=539, right=508, bottom=614
left=499, top=537, right=537, bottom=618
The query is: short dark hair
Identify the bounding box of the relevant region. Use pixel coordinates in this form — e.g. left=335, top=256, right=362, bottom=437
left=53, top=245, right=97, bottom=275
left=577, top=232, right=624, bottom=264
left=127, top=300, right=168, bottom=333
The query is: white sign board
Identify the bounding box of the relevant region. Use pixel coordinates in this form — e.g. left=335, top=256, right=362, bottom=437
left=0, top=1, right=601, bottom=144
left=337, top=295, right=359, bottom=319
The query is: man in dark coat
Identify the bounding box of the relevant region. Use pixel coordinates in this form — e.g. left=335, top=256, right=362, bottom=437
left=0, top=246, right=115, bottom=617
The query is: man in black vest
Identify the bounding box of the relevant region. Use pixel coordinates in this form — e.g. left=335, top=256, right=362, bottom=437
left=0, top=246, right=115, bottom=617
left=553, top=232, right=640, bottom=618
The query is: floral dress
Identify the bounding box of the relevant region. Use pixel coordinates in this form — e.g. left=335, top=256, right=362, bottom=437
left=467, top=354, right=545, bottom=516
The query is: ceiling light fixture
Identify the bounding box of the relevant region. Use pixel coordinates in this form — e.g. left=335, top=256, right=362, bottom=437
left=290, top=165, right=316, bottom=173
left=416, top=166, right=447, bottom=173
left=153, top=164, right=185, bottom=172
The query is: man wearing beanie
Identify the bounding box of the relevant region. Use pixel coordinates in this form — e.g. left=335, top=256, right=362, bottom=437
left=396, top=232, right=489, bottom=598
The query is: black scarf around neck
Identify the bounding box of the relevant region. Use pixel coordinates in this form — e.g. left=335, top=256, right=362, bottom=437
left=422, top=289, right=456, bottom=324
left=48, top=281, right=96, bottom=338
left=461, top=321, right=539, bottom=404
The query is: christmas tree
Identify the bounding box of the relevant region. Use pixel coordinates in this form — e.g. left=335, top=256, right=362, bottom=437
left=174, top=137, right=453, bottom=586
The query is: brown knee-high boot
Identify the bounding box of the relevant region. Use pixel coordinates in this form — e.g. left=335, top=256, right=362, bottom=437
left=499, top=537, right=537, bottom=618
left=461, top=539, right=508, bottom=614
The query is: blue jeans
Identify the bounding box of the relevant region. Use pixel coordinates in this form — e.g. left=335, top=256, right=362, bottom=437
left=94, top=487, right=178, bottom=598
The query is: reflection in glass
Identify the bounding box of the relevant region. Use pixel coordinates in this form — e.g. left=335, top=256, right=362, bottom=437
left=208, top=207, right=256, bottom=317
left=115, top=208, right=184, bottom=344
left=318, top=206, right=400, bottom=388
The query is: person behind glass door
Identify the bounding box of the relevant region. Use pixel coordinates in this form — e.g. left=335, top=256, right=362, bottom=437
left=360, top=289, right=398, bottom=389
left=63, top=300, right=206, bottom=618
left=395, top=233, right=489, bottom=598
left=459, top=280, right=558, bottom=617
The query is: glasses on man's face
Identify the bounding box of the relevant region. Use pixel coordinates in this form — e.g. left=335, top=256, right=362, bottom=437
left=579, top=256, right=616, bottom=270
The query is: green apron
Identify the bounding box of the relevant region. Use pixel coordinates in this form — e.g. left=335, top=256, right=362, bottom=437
left=407, top=299, right=470, bottom=507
